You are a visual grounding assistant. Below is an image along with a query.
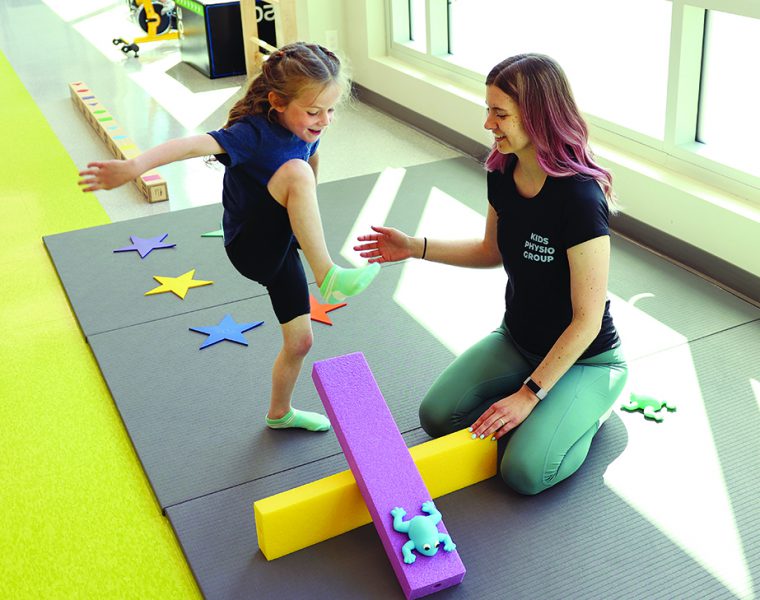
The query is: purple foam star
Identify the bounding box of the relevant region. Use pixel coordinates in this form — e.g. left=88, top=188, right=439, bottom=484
left=114, top=233, right=176, bottom=258
left=189, top=314, right=264, bottom=349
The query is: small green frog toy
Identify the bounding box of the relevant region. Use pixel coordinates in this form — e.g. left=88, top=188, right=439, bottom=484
left=390, top=501, right=456, bottom=564
left=621, top=393, right=676, bottom=422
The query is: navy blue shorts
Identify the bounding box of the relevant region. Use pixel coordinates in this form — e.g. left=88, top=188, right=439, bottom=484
left=224, top=185, right=310, bottom=324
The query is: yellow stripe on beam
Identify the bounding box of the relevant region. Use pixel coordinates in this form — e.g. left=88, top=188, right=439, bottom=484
left=254, top=429, right=496, bottom=560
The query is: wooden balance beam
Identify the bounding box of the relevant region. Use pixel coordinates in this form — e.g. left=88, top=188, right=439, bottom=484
left=69, top=82, right=168, bottom=202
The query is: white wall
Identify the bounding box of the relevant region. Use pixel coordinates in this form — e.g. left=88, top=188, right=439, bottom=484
left=292, top=0, right=346, bottom=53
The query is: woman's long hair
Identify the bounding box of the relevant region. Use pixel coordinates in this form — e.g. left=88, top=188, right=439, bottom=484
left=485, top=53, right=615, bottom=207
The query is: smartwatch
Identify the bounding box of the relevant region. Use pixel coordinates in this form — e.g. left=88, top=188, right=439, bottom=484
left=523, top=377, right=547, bottom=400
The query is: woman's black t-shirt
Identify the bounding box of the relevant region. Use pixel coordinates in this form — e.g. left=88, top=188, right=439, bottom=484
left=487, top=159, right=620, bottom=358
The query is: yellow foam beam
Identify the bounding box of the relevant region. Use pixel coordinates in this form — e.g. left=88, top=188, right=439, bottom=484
left=254, top=429, right=496, bottom=560
left=68, top=82, right=168, bottom=202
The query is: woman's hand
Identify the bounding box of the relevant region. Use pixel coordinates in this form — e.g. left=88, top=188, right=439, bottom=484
left=354, top=225, right=415, bottom=264
left=78, top=160, right=139, bottom=192
left=469, top=387, right=540, bottom=442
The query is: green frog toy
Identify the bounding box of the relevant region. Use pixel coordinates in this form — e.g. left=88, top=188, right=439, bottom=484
left=390, top=501, right=456, bottom=564
left=621, top=393, right=676, bottom=422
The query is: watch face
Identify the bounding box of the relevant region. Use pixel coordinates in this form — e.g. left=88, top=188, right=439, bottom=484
left=524, top=377, right=545, bottom=399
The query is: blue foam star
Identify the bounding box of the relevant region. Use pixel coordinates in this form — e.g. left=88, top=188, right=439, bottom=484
left=189, top=314, right=264, bottom=349
left=114, top=233, right=176, bottom=258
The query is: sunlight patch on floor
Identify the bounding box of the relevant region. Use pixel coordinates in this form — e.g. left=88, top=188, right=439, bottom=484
left=605, top=313, right=753, bottom=600
left=42, top=0, right=118, bottom=23
left=392, top=186, right=505, bottom=356
left=71, top=4, right=150, bottom=63
left=128, top=54, right=240, bottom=131
left=339, top=167, right=406, bottom=267
left=608, top=293, right=686, bottom=360
left=166, top=158, right=224, bottom=211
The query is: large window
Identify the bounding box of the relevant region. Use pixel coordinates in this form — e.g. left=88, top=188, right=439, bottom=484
left=388, top=0, right=760, bottom=201
left=697, top=10, right=760, bottom=177
left=446, top=0, right=671, bottom=139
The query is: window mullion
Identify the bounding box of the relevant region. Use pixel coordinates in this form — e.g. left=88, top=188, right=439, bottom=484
left=389, top=0, right=412, bottom=47
left=425, top=0, right=448, bottom=57
left=664, top=3, right=705, bottom=148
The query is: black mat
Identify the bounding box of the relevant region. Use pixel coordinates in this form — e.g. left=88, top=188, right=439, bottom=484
left=44, top=157, right=760, bottom=599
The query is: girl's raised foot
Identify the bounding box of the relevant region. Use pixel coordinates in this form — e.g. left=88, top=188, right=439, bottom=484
left=319, top=263, right=380, bottom=303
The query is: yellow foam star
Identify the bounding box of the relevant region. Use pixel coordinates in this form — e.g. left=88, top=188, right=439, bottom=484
left=145, top=269, right=213, bottom=299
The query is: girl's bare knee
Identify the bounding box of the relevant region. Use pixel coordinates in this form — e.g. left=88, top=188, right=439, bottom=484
left=275, top=159, right=314, bottom=185
left=268, top=159, right=315, bottom=205
left=283, top=329, right=313, bottom=358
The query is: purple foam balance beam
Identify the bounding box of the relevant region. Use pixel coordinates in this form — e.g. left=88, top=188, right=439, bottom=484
left=312, top=352, right=465, bottom=600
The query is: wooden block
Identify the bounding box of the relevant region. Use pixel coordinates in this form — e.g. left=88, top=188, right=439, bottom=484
left=69, top=82, right=168, bottom=202
left=254, top=428, right=495, bottom=560
left=312, top=353, right=466, bottom=600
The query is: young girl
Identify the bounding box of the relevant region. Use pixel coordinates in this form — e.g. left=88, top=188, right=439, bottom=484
left=78, top=42, right=380, bottom=433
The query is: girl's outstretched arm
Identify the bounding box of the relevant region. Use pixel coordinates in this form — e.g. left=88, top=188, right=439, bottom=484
left=77, top=134, right=224, bottom=192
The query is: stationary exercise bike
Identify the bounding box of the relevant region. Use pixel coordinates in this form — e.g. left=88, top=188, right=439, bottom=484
left=113, top=0, right=179, bottom=58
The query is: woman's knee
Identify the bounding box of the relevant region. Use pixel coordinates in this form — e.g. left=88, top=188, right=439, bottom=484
left=419, top=404, right=446, bottom=438
left=500, top=453, right=551, bottom=496
left=419, top=395, right=464, bottom=438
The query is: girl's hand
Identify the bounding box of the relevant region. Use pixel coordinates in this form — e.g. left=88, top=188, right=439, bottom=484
left=78, top=160, right=138, bottom=192
left=469, top=387, right=540, bottom=442
left=354, top=225, right=414, bottom=264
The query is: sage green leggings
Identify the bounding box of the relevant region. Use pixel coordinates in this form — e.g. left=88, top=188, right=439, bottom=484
left=419, top=321, right=628, bottom=495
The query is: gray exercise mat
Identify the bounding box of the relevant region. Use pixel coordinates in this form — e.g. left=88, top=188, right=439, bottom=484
left=166, top=428, right=432, bottom=600
left=43, top=157, right=760, bottom=599
left=88, top=265, right=458, bottom=509
left=42, top=203, right=261, bottom=336
left=42, top=169, right=380, bottom=337
left=608, top=236, right=759, bottom=358
left=166, top=413, right=737, bottom=600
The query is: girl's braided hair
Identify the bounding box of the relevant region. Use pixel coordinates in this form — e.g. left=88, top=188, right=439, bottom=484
left=225, top=42, right=347, bottom=128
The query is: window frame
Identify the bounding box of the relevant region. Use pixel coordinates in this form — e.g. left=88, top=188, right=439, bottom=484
left=385, top=0, right=760, bottom=203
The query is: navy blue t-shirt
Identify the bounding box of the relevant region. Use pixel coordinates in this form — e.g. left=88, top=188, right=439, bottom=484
left=208, top=114, right=319, bottom=244
left=487, top=158, right=619, bottom=358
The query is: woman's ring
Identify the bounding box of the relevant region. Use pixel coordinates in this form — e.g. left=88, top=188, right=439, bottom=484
left=498, top=418, right=505, bottom=428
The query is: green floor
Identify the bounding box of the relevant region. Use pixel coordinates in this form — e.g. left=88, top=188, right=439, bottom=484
left=0, top=50, right=200, bottom=599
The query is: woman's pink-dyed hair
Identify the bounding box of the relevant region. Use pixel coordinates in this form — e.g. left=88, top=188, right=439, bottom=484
left=485, top=54, right=615, bottom=207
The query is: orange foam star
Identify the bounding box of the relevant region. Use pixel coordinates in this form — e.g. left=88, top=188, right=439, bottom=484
left=310, top=294, right=347, bottom=325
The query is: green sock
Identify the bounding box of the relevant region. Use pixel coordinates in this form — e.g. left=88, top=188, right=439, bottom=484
left=266, top=408, right=331, bottom=432
left=319, top=263, right=381, bottom=303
